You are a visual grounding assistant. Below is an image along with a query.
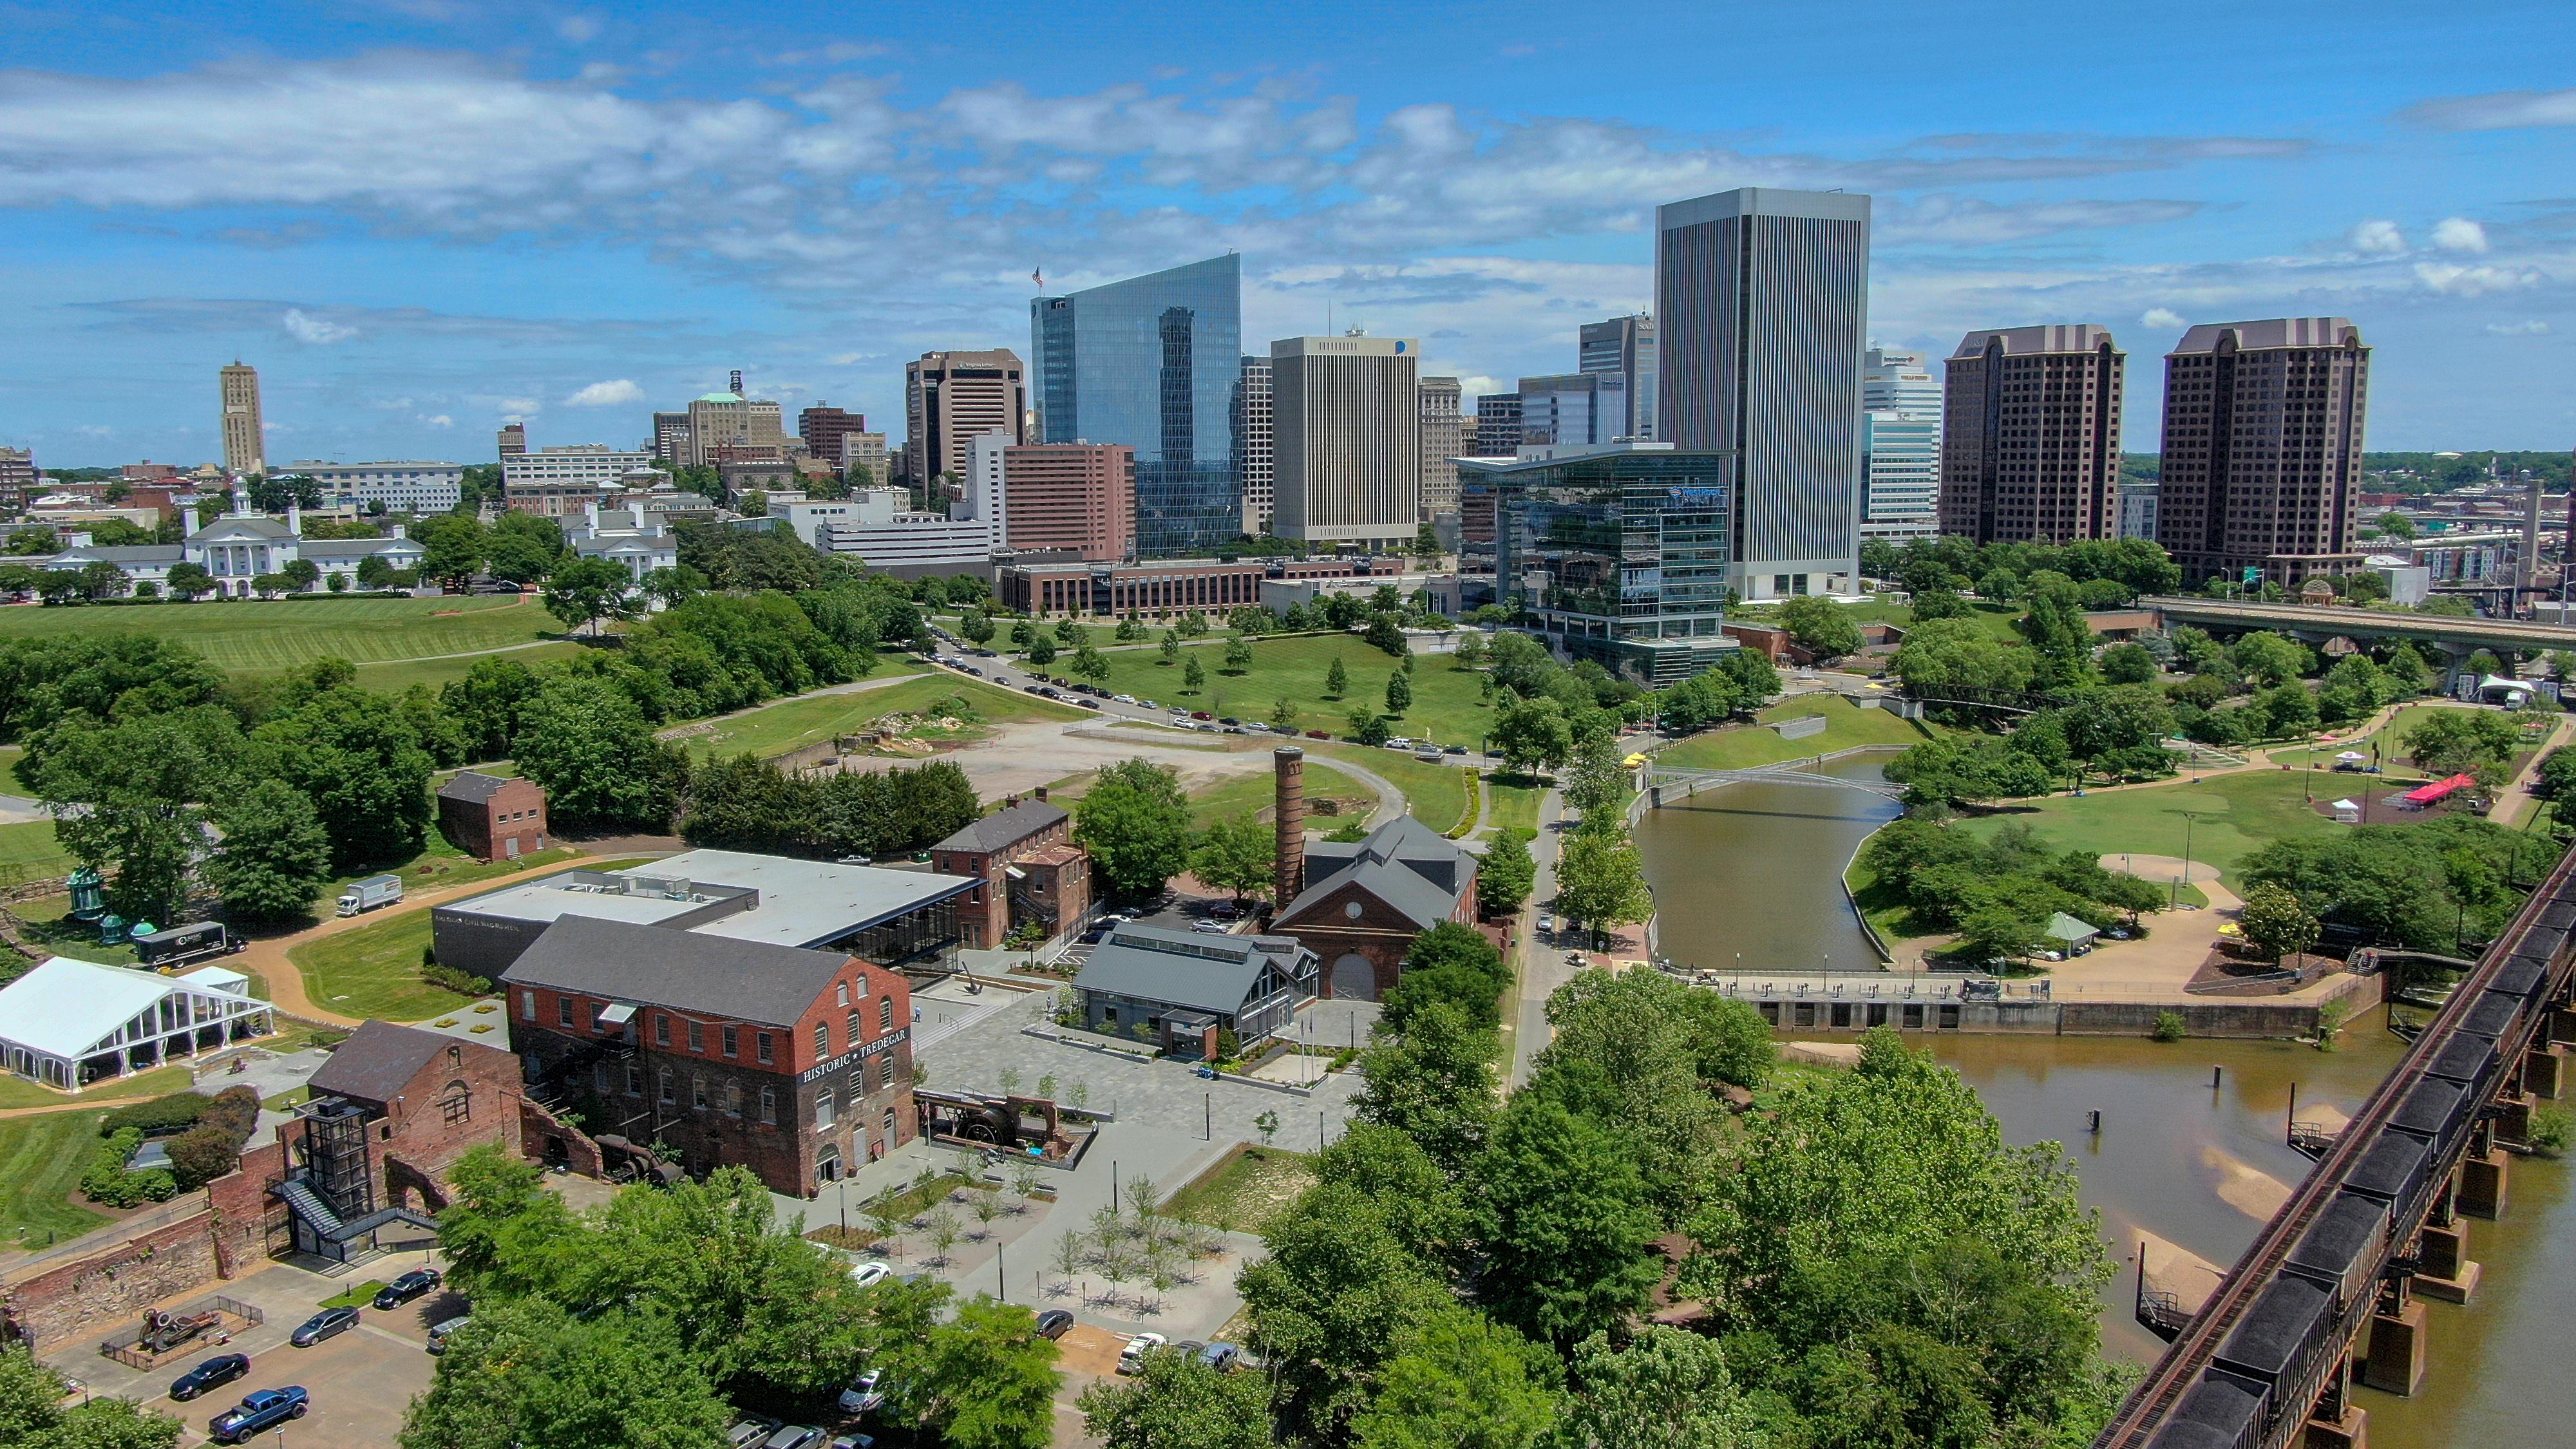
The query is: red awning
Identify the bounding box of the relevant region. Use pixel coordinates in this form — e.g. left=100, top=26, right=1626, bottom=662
left=2401, top=773, right=2475, bottom=806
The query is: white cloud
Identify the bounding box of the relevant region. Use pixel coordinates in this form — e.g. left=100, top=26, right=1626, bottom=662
left=497, top=397, right=541, bottom=417
left=420, top=412, right=456, bottom=426
left=1878, top=196, right=2200, bottom=246
left=281, top=307, right=358, bottom=344
left=563, top=378, right=645, bottom=406
left=74, top=424, right=114, bottom=438
left=2139, top=307, right=2187, bottom=329
left=2413, top=261, right=2541, bottom=296
left=2349, top=220, right=2405, bottom=255
left=2485, top=320, right=2551, bottom=336
left=2430, top=217, right=2489, bottom=253
left=2405, top=88, right=2576, bottom=131
left=555, top=14, right=601, bottom=43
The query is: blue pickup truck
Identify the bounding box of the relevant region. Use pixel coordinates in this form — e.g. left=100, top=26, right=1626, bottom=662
left=209, top=1386, right=307, bottom=1444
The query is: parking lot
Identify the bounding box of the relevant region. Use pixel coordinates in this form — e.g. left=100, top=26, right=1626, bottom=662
left=51, top=1252, right=449, bottom=1446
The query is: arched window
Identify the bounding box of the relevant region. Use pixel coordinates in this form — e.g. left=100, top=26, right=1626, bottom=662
left=813, top=1021, right=829, bottom=1058
left=438, top=1079, right=471, bottom=1126
left=816, top=1086, right=837, bottom=1130
left=880, top=996, right=895, bottom=1031
left=847, top=1009, right=861, bottom=1045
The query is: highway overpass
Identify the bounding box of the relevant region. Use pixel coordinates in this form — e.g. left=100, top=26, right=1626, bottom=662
left=2141, top=596, right=2576, bottom=659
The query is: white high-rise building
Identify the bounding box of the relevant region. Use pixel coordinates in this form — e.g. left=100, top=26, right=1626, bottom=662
left=1860, top=413, right=1940, bottom=540
left=1272, top=334, right=1419, bottom=546
left=1862, top=346, right=1942, bottom=417
left=1233, top=354, right=1274, bottom=535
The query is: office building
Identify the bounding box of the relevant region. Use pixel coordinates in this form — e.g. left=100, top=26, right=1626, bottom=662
left=809, top=488, right=999, bottom=569
left=1272, top=335, right=1420, bottom=547
left=1001, top=554, right=1367, bottom=616
left=1031, top=256, right=1242, bottom=555
left=497, top=422, right=527, bottom=458
left=1459, top=441, right=1734, bottom=684
left=1234, top=354, right=1274, bottom=535
left=218, top=362, right=264, bottom=475
left=280, top=460, right=464, bottom=515
left=970, top=437, right=1133, bottom=561
left=683, top=385, right=787, bottom=469
left=840, top=430, right=889, bottom=485
left=1656, top=186, right=1869, bottom=599
left=650, top=412, right=688, bottom=464
left=1862, top=346, right=1942, bottom=417
left=1578, top=313, right=1658, bottom=440
left=1418, top=377, right=1463, bottom=521
left=1517, top=372, right=1627, bottom=449
left=2117, top=482, right=2160, bottom=542
left=2155, top=317, right=2371, bottom=585
left=1859, top=413, right=1940, bottom=540
left=903, top=350, right=1025, bottom=492
left=0, top=448, right=35, bottom=510
left=1939, top=325, right=2125, bottom=545
left=502, top=445, right=657, bottom=516
left=798, top=404, right=869, bottom=468
left=1474, top=393, right=1524, bottom=455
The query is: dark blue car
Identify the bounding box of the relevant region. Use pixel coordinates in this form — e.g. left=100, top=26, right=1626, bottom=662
left=169, top=1352, right=250, bottom=1401
left=210, top=1387, right=307, bottom=1444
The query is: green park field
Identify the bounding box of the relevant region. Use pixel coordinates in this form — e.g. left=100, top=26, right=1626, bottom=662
left=677, top=673, right=1084, bottom=759
left=1657, top=694, right=1938, bottom=772
left=0, top=594, right=570, bottom=689
left=0, top=1110, right=109, bottom=1247
left=1074, top=632, right=1497, bottom=749
left=1954, top=769, right=2347, bottom=882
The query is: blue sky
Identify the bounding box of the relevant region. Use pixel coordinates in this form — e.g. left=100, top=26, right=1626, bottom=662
left=3, top=0, right=2571, bottom=467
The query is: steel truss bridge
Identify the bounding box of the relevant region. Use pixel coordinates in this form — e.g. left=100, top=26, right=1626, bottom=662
left=1640, top=764, right=1906, bottom=802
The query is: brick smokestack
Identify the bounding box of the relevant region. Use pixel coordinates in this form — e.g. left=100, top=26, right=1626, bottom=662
left=1274, top=746, right=1305, bottom=907
left=2522, top=475, right=2544, bottom=595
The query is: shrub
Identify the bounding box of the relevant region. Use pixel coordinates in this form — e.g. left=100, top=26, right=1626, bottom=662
left=2151, top=1010, right=2186, bottom=1043
left=80, top=1127, right=180, bottom=1207
left=99, top=1091, right=213, bottom=1137
left=424, top=963, right=497, bottom=996
left=2530, top=1106, right=2572, bottom=1157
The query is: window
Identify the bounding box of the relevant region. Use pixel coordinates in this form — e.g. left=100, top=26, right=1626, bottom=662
left=815, top=1022, right=829, bottom=1058
left=655, top=1014, right=670, bottom=1047
left=625, top=1063, right=643, bottom=1097
left=659, top=1069, right=675, bottom=1105
left=837, top=982, right=849, bottom=1007
left=881, top=996, right=895, bottom=1031
left=722, top=1025, right=738, bottom=1057
left=847, top=1010, right=861, bottom=1045
left=520, top=990, right=536, bottom=1022
left=592, top=1061, right=611, bottom=1092
left=816, top=1086, right=837, bottom=1130
left=883, top=1108, right=898, bottom=1136
left=757, top=1032, right=773, bottom=1064
left=440, top=1083, right=471, bottom=1126
left=558, top=996, right=574, bottom=1027
left=760, top=1085, right=776, bottom=1123
left=723, top=1081, right=742, bottom=1117
left=692, top=1076, right=708, bottom=1111
left=687, top=1020, right=704, bottom=1052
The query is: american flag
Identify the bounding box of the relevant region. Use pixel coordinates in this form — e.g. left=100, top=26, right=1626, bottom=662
left=1032, top=267, right=1045, bottom=288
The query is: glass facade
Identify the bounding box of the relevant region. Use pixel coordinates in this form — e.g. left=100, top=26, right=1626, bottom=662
left=1032, top=256, right=1243, bottom=556
left=1465, top=444, right=1736, bottom=685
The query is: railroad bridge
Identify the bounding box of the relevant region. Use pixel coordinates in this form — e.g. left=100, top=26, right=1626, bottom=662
left=1638, top=763, right=1906, bottom=803
left=2096, top=849, right=2576, bottom=1449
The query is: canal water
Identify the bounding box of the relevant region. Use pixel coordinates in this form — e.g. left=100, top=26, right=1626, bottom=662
left=1635, top=749, right=2573, bottom=1448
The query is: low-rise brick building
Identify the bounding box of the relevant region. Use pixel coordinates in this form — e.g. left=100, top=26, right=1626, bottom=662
left=500, top=916, right=914, bottom=1194
left=1269, top=813, right=1479, bottom=1001
left=929, top=793, right=1092, bottom=948
left=436, top=771, right=549, bottom=863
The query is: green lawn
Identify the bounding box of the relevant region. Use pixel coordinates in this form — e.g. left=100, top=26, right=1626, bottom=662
left=1955, top=769, right=2347, bottom=883
left=681, top=673, right=1084, bottom=759
left=0, top=820, right=75, bottom=891
left=289, top=857, right=655, bottom=1021
left=1073, top=634, right=1497, bottom=748
left=1305, top=743, right=1475, bottom=835
left=0, top=1110, right=109, bottom=1249
left=14, top=893, right=142, bottom=965
left=1657, top=695, right=1939, bottom=772
left=345, top=640, right=587, bottom=697
left=1160, top=1144, right=1316, bottom=1235
left=1486, top=780, right=1546, bottom=837
left=0, top=595, right=567, bottom=674
left=0, top=1061, right=200, bottom=1110
left=1180, top=759, right=1368, bottom=832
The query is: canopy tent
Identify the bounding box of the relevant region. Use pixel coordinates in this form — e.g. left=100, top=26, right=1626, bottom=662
left=2400, top=773, right=2476, bottom=808
left=0, top=956, right=272, bottom=1091
left=2331, top=798, right=2363, bottom=824
left=2044, top=912, right=2101, bottom=947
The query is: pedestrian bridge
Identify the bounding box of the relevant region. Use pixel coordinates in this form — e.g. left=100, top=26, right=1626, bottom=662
left=1640, top=764, right=1906, bottom=802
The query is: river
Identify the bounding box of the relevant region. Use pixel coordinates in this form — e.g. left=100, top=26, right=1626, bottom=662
left=1634, top=748, right=2571, bottom=1448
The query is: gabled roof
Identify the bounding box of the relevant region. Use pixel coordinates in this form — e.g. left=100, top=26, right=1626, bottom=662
left=500, top=914, right=853, bottom=1028
left=1278, top=814, right=1474, bottom=931
left=933, top=798, right=1069, bottom=855
left=1072, top=925, right=1312, bottom=1017
left=188, top=516, right=294, bottom=544
left=436, top=770, right=519, bottom=804
left=307, top=1019, right=459, bottom=1105
left=0, top=956, right=256, bottom=1059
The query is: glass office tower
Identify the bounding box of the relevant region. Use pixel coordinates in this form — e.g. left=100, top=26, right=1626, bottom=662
left=1031, top=255, right=1244, bottom=556
left=1461, top=442, right=1734, bottom=686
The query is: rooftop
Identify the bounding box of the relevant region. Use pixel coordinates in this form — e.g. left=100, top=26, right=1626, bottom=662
left=1072, top=924, right=1313, bottom=1017
left=500, top=915, right=856, bottom=1028
left=435, top=770, right=520, bottom=804
left=307, top=1019, right=460, bottom=1104
left=1280, top=814, right=1475, bottom=931
left=0, top=956, right=256, bottom=1059
left=932, top=798, right=1069, bottom=856
left=444, top=849, right=978, bottom=951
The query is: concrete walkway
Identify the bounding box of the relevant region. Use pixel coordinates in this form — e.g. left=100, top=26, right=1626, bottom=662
left=1507, top=785, right=1569, bottom=1088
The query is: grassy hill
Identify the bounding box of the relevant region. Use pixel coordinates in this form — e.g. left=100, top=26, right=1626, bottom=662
left=1074, top=632, right=1498, bottom=748
left=0, top=594, right=566, bottom=682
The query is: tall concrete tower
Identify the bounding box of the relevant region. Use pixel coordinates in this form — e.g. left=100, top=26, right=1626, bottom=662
left=219, top=361, right=265, bottom=475
left=1274, top=746, right=1306, bottom=907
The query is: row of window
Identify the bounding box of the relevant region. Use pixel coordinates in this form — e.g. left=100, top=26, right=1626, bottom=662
left=592, top=1055, right=900, bottom=1128
left=531, top=984, right=897, bottom=1063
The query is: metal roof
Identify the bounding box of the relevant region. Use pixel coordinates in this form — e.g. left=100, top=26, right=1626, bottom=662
left=436, top=770, right=519, bottom=804
left=932, top=799, right=1068, bottom=855
left=1278, top=815, right=1473, bottom=931
left=501, top=915, right=853, bottom=1028
left=307, top=1019, right=458, bottom=1105
left=443, top=849, right=978, bottom=950
left=1072, top=925, right=1312, bottom=1018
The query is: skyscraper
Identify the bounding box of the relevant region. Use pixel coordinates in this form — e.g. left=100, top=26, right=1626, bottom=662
left=1861, top=413, right=1940, bottom=540
left=1418, top=377, right=1463, bottom=521
left=1939, top=325, right=2125, bottom=544
left=1656, top=186, right=1870, bottom=599
left=1233, top=354, right=1274, bottom=535
left=797, top=404, right=869, bottom=467
left=219, top=361, right=265, bottom=475
left=497, top=422, right=527, bottom=459
left=1473, top=394, right=1524, bottom=456
left=1862, top=345, right=1942, bottom=416
left=685, top=380, right=788, bottom=468
left=1031, top=255, right=1243, bottom=556
left=1516, top=372, right=1627, bottom=449
left=902, top=350, right=1026, bottom=492
left=1271, top=335, right=1420, bottom=547
left=1578, top=314, right=1658, bottom=440
left=2155, top=317, right=2371, bottom=585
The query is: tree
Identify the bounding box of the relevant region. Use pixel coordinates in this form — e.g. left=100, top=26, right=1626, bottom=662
left=1325, top=655, right=1350, bottom=697
left=1478, top=829, right=1537, bottom=916
left=2099, top=641, right=2158, bottom=685
left=1181, top=655, right=1205, bottom=692
left=1348, top=1307, right=1558, bottom=1449
left=1177, top=611, right=1210, bottom=639
left=2015, top=576, right=2096, bottom=688
left=2403, top=707, right=2523, bottom=782
left=1223, top=634, right=1255, bottom=674
left=514, top=675, right=674, bottom=830
left=1562, top=732, right=1627, bottom=819
left=641, top=565, right=706, bottom=609
left=1074, top=759, right=1195, bottom=902
left=1366, top=612, right=1410, bottom=658
left=1492, top=697, right=1575, bottom=774
left=2237, top=881, right=2320, bottom=961
left=1382, top=923, right=1512, bottom=1035
left=960, top=610, right=997, bottom=645
left=415, top=515, right=486, bottom=589
left=1554, top=827, right=1651, bottom=941
left=1056, top=618, right=1084, bottom=646
left=1657, top=671, right=1741, bottom=733
left=0, top=1341, right=182, bottom=1449
left=399, top=1299, right=732, bottom=1449
left=1072, top=645, right=1113, bottom=681
left=1238, top=1183, right=1452, bottom=1446
left=1349, top=705, right=1392, bottom=746
left=908, top=1297, right=1061, bottom=1449
left=204, top=777, right=333, bottom=922
left=1028, top=634, right=1059, bottom=668
left=2374, top=509, right=2417, bottom=540
left=1159, top=632, right=1182, bottom=665
left=1777, top=594, right=1863, bottom=659
left=28, top=706, right=240, bottom=922
left=1271, top=697, right=1298, bottom=732
left=1471, top=1099, right=1663, bottom=1346
left=441, top=657, right=545, bottom=764
left=1452, top=632, right=1488, bottom=670
left=1553, top=1326, right=1761, bottom=1449
left=543, top=556, right=639, bottom=637
left=1351, top=1000, right=1496, bottom=1176
left=1191, top=818, right=1276, bottom=904
left=1385, top=670, right=1414, bottom=717
left=1893, top=617, right=2036, bottom=692
left=1077, top=1351, right=1273, bottom=1449
left=2228, top=631, right=2313, bottom=688
left=1955, top=905, right=2048, bottom=964
left=251, top=687, right=435, bottom=871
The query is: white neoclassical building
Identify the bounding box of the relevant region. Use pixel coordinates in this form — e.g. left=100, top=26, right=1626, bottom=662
left=40, top=502, right=426, bottom=598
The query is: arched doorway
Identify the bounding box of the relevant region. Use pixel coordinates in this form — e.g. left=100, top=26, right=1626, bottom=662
left=1331, top=953, right=1378, bottom=1001
left=817, top=1146, right=842, bottom=1183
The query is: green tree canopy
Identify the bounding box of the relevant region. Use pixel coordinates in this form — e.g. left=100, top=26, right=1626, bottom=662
left=1776, top=594, right=1862, bottom=659
left=1191, top=817, right=1276, bottom=904
left=2237, top=881, right=2321, bottom=961
left=542, top=555, right=639, bottom=636
left=1077, top=1350, right=1273, bottom=1449
left=27, top=705, right=242, bottom=922
left=204, top=777, right=334, bottom=922
left=1074, top=758, right=1195, bottom=902
left=1471, top=1097, right=1663, bottom=1346
left=1348, top=1306, right=1559, bottom=1449
left=251, top=685, right=434, bottom=871
left=514, top=675, right=676, bottom=830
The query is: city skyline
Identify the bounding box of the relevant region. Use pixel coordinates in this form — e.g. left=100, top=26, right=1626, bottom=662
left=3, top=1, right=2571, bottom=466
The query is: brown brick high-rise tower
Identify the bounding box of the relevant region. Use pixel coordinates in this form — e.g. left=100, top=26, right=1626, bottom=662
left=1274, top=747, right=1305, bottom=908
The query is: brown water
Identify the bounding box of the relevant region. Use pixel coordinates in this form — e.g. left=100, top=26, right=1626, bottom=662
left=1638, top=753, right=2574, bottom=1447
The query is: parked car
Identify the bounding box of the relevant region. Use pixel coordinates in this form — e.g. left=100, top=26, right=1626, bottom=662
left=1190, top=918, right=1228, bottom=934
left=1117, top=1333, right=1166, bottom=1374
left=1218, top=716, right=1241, bottom=726
left=837, top=1368, right=887, bottom=1415
left=827, top=1436, right=878, bottom=1449
left=1191, top=710, right=1213, bottom=721
left=726, top=1417, right=781, bottom=1448
left=1112, top=694, right=1138, bottom=705
left=1305, top=730, right=1330, bottom=740
left=837, top=854, right=874, bottom=866
left=1034, top=1309, right=1075, bottom=1340
left=169, top=1353, right=251, bottom=1402
left=1208, top=902, right=1242, bottom=919
left=289, top=1307, right=358, bottom=1347
left=209, top=1387, right=307, bottom=1444
left=1199, top=1342, right=1242, bottom=1372
left=761, top=1427, right=825, bottom=1449
left=1138, top=698, right=1159, bottom=710
left=1079, top=698, right=1102, bottom=710
left=426, top=1315, right=470, bottom=1355
left=374, top=1268, right=442, bottom=1309
left=1444, top=744, right=1468, bottom=755
left=848, top=1261, right=893, bottom=1289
